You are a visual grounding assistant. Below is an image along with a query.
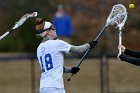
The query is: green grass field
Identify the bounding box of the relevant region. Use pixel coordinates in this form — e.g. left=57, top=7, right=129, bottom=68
left=0, top=58, right=140, bottom=93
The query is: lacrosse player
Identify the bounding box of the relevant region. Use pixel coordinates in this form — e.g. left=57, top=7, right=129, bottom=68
left=118, top=45, right=140, bottom=66
left=35, top=18, right=97, bottom=93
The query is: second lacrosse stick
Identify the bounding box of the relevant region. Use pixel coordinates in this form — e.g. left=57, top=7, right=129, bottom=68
left=0, top=12, right=37, bottom=40
left=67, top=4, right=128, bottom=81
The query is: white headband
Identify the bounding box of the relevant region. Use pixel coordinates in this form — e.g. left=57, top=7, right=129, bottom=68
left=43, top=22, right=52, bottom=30
left=39, top=21, right=52, bottom=37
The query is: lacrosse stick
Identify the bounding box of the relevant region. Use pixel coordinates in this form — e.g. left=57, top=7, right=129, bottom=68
left=0, top=12, right=38, bottom=40
left=107, top=4, right=127, bottom=55
left=67, top=4, right=127, bottom=81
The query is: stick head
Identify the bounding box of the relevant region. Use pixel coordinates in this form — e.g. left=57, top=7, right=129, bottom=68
left=12, top=12, right=38, bottom=29
left=27, top=12, right=38, bottom=17
left=106, top=4, right=127, bottom=30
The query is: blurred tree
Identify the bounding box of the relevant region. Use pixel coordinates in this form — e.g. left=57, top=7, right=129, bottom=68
left=0, top=0, right=139, bottom=53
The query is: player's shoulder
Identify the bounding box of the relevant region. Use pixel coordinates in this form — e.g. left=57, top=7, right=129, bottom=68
left=37, top=41, right=50, bottom=48
left=38, top=39, right=69, bottom=48
left=56, top=39, right=68, bottom=44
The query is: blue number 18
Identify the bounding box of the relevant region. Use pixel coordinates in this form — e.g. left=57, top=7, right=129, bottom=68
left=40, top=53, right=53, bottom=72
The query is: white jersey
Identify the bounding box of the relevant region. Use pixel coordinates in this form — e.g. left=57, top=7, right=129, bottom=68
left=37, top=39, right=71, bottom=89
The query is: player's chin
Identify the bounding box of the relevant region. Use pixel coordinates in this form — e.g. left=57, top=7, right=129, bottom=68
left=54, top=35, right=58, bottom=40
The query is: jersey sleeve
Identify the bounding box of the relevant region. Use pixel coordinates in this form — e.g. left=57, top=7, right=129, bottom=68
left=124, top=49, right=140, bottom=58
left=119, top=54, right=140, bottom=66
left=57, top=40, right=71, bottom=53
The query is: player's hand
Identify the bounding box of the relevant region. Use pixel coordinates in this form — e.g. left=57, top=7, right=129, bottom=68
left=89, top=41, right=98, bottom=48
left=70, top=67, right=80, bottom=74
left=118, top=45, right=126, bottom=52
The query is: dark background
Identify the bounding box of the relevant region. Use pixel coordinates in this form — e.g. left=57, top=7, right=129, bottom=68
left=0, top=0, right=139, bottom=53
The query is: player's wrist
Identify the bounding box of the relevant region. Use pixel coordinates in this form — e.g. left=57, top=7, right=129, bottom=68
left=88, top=41, right=98, bottom=48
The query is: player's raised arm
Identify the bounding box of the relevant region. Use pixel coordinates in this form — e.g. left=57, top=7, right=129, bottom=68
left=117, top=45, right=140, bottom=66
left=69, top=41, right=98, bottom=53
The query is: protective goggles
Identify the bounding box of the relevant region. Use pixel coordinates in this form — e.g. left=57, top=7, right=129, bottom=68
left=37, top=25, right=56, bottom=34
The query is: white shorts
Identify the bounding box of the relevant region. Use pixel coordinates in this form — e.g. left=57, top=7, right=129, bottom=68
left=40, top=87, right=66, bottom=93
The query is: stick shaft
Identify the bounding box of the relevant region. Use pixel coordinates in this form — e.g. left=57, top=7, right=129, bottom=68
left=95, top=24, right=108, bottom=41
left=67, top=24, right=108, bottom=81
left=76, top=24, right=108, bottom=68
left=119, top=30, right=122, bottom=55
left=0, top=12, right=37, bottom=41
left=0, top=29, right=14, bottom=40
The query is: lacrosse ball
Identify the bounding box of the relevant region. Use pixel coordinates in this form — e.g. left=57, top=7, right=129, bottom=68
left=129, top=4, right=135, bottom=9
